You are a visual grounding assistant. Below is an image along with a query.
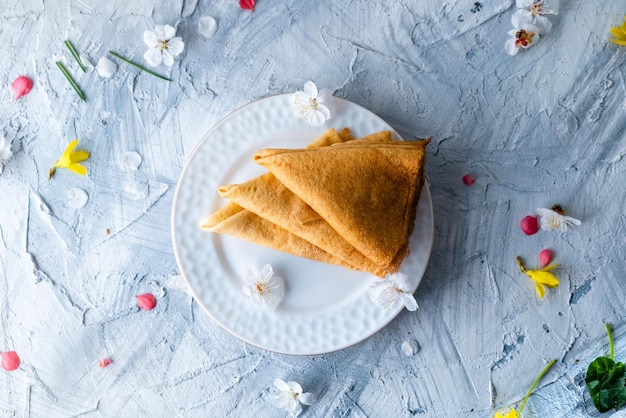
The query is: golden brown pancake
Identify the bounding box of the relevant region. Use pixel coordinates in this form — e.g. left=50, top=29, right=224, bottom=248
left=253, top=138, right=430, bottom=273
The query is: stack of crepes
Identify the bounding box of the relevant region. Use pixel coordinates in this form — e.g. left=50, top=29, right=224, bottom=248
left=201, top=128, right=430, bottom=278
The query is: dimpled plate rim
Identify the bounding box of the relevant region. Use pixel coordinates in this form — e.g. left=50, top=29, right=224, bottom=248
left=171, top=94, right=434, bottom=355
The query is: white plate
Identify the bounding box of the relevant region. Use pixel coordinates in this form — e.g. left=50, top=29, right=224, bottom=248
left=171, top=94, right=434, bottom=355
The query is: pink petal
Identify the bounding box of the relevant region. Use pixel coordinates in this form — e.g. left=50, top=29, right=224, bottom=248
left=539, top=249, right=553, bottom=267
left=98, top=357, right=113, bottom=368
left=135, top=293, right=157, bottom=310
left=239, top=0, right=254, bottom=11
left=11, top=76, right=33, bottom=99
left=520, top=215, right=539, bottom=235
left=1, top=351, right=20, bottom=371
left=462, top=174, right=475, bottom=186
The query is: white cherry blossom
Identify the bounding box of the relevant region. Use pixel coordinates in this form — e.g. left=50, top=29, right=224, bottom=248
left=241, top=264, right=284, bottom=310
left=370, top=272, right=418, bottom=311
left=514, top=0, right=557, bottom=34
left=536, top=207, right=581, bottom=232
left=292, top=81, right=332, bottom=126
left=143, top=24, right=185, bottom=67
left=272, top=378, right=316, bottom=417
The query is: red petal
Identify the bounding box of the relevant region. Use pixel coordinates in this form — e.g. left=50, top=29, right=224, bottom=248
left=11, top=76, right=33, bottom=99
left=239, top=0, right=255, bottom=11
left=462, top=174, right=475, bottom=186
left=98, top=358, right=113, bottom=368
left=539, top=249, right=553, bottom=268
left=520, top=215, right=539, bottom=235
left=135, top=293, right=157, bottom=310
left=1, top=351, right=20, bottom=371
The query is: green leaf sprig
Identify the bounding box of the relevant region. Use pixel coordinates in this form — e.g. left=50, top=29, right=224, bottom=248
left=55, top=61, right=86, bottom=101
left=108, top=51, right=172, bottom=82
left=64, top=40, right=86, bottom=72
left=585, top=323, right=626, bottom=412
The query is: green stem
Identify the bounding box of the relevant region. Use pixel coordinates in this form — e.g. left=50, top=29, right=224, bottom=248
left=606, top=323, right=615, bottom=360
left=108, top=51, right=172, bottom=82
left=55, top=61, right=86, bottom=101
left=516, top=256, right=526, bottom=273
left=64, top=40, right=86, bottom=72
left=517, top=359, right=556, bottom=415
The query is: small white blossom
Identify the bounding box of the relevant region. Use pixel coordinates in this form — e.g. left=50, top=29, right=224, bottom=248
left=536, top=207, right=581, bottom=232
left=241, top=264, right=284, bottom=310
left=370, top=272, right=418, bottom=311
left=0, top=136, right=13, bottom=175
left=272, top=378, right=316, bottom=418
left=292, top=81, right=332, bottom=126
left=514, top=0, right=557, bottom=34
left=505, top=20, right=541, bottom=56
left=143, top=24, right=185, bottom=67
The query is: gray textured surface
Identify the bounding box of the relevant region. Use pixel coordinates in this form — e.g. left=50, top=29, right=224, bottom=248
left=1, top=0, right=625, bottom=417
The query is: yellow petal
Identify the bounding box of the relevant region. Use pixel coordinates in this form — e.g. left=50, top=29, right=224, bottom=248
left=54, top=140, right=80, bottom=168
left=540, top=263, right=560, bottom=272
left=609, top=27, right=626, bottom=41
left=527, top=270, right=559, bottom=287
left=67, top=163, right=87, bottom=176
left=610, top=38, right=626, bottom=46
left=65, top=139, right=79, bottom=154
left=70, top=150, right=90, bottom=163
left=536, top=282, right=546, bottom=299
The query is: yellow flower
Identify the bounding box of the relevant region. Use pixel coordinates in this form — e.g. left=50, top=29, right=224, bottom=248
left=609, top=16, right=626, bottom=46
left=493, top=409, right=518, bottom=418
left=49, top=139, right=90, bottom=179
left=516, top=256, right=559, bottom=299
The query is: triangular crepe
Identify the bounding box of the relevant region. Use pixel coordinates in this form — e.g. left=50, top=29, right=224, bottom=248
left=201, top=128, right=359, bottom=271
left=218, top=130, right=394, bottom=278
left=253, top=139, right=430, bottom=273
left=202, top=202, right=354, bottom=268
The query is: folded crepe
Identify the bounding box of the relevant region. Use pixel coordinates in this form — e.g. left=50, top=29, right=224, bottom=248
left=218, top=130, right=394, bottom=278
left=202, top=128, right=363, bottom=272
left=253, top=138, right=430, bottom=273
left=201, top=202, right=352, bottom=268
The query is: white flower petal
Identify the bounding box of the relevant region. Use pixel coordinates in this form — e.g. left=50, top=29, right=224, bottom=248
left=273, top=392, right=292, bottom=409
left=153, top=25, right=167, bottom=40
left=565, top=216, right=582, bottom=226
left=512, top=9, right=533, bottom=27
left=290, top=401, right=303, bottom=418
left=96, top=56, right=117, bottom=77
left=167, top=37, right=185, bottom=56
left=317, top=87, right=332, bottom=105
left=533, top=15, right=553, bottom=34
left=298, top=392, right=316, bottom=405
left=377, top=287, right=400, bottom=309
left=0, top=136, right=12, bottom=162
left=402, top=293, right=419, bottom=311
left=388, top=272, right=411, bottom=290
left=302, top=81, right=318, bottom=99
left=274, top=378, right=291, bottom=392
left=241, top=283, right=253, bottom=297
left=162, top=50, right=174, bottom=67
left=304, top=105, right=330, bottom=126
left=243, top=265, right=258, bottom=282
left=260, top=264, right=274, bottom=280
left=144, top=48, right=163, bottom=67
left=143, top=30, right=158, bottom=48
left=162, top=24, right=176, bottom=40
